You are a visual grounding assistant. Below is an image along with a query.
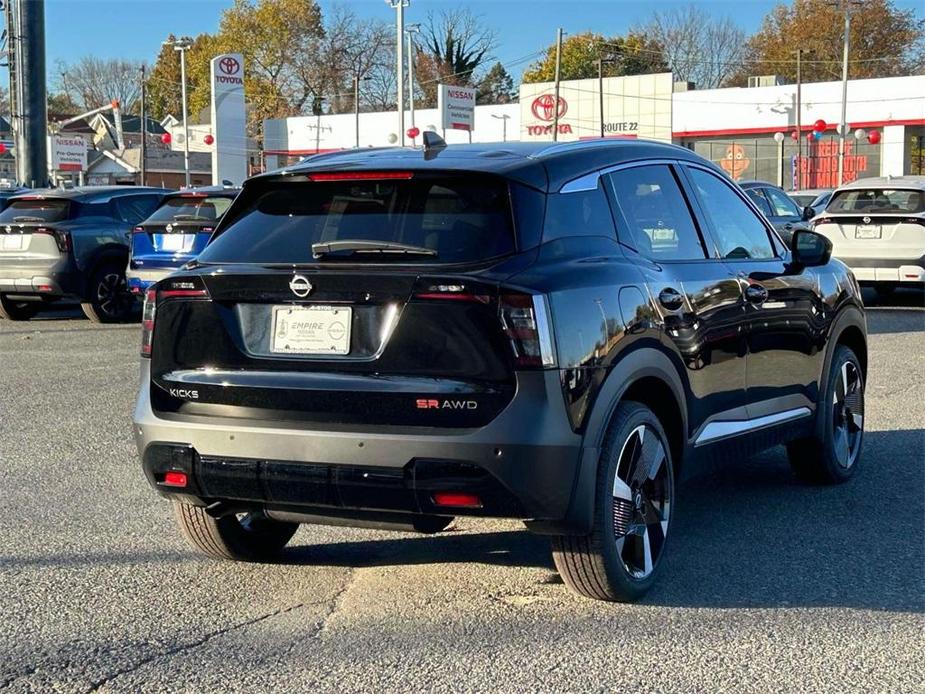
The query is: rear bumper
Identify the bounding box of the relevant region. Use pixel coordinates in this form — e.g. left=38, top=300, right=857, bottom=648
left=0, top=257, right=79, bottom=297
left=126, top=267, right=174, bottom=296
left=841, top=255, right=925, bottom=283
left=133, top=362, right=586, bottom=527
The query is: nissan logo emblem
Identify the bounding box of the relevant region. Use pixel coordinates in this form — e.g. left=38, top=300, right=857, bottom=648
left=862, top=216, right=871, bottom=224
left=289, top=274, right=313, bottom=298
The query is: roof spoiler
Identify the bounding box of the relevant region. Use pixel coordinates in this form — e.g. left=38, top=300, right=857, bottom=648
left=422, top=131, right=446, bottom=160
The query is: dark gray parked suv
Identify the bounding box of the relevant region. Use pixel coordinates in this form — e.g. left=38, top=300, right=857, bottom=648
left=0, top=186, right=169, bottom=321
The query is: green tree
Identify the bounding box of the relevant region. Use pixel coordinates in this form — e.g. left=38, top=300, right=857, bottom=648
left=145, top=33, right=215, bottom=121
left=47, top=92, right=80, bottom=118
left=476, top=62, right=515, bottom=104
left=729, top=0, right=925, bottom=85
left=523, top=32, right=667, bottom=83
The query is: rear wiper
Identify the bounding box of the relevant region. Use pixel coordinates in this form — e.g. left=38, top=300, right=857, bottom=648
left=11, top=215, right=45, bottom=222
left=312, top=239, right=437, bottom=259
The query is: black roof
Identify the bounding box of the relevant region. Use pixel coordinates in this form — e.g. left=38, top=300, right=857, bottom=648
left=264, top=139, right=713, bottom=192
left=9, top=185, right=172, bottom=201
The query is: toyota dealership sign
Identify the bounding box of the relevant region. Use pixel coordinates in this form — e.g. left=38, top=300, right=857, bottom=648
left=210, top=53, right=247, bottom=185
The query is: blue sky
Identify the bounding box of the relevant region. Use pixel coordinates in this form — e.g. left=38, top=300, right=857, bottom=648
left=35, top=0, right=925, bottom=86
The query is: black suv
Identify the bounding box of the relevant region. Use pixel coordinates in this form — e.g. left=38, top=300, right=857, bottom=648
left=0, top=186, right=169, bottom=322
left=134, top=139, right=867, bottom=602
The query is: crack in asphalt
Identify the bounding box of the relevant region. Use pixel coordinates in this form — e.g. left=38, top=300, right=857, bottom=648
left=316, top=570, right=356, bottom=639
left=81, top=601, right=315, bottom=693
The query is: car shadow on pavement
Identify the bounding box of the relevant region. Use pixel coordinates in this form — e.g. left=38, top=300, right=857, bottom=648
left=284, top=429, right=923, bottom=612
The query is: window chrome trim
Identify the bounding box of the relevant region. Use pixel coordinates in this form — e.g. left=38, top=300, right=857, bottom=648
left=559, top=158, right=683, bottom=194
left=694, top=406, right=812, bottom=447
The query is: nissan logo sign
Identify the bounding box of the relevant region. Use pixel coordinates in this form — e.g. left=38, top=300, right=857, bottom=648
left=531, top=94, right=568, bottom=122
left=289, top=274, right=313, bottom=298
left=219, top=56, right=240, bottom=75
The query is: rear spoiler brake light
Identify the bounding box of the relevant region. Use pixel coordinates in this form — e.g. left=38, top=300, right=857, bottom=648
left=307, top=171, right=414, bottom=182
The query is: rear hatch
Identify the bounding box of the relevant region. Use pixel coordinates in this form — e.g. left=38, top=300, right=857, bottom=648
left=131, top=192, right=235, bottom=270
left=147, top=171, right=548, bottom=428
left=814, top=187, right=925, bottom=260
left=0, top=197, right=73, bottom=266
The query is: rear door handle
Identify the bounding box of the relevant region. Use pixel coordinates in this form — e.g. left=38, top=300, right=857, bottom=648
left=784, top=223, right=794, bottom=230
left=745, top=284, right=769, bottom=305
left=658, top=287, right=684, bottom=311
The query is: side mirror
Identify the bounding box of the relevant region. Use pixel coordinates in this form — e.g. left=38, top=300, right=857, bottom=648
left=791, top=229, right=832, bottom=268
left=802, top=205, right=815, bottom=221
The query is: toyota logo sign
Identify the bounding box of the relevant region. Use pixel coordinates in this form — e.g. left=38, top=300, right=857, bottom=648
left=531, top=94, right=568, bottom=122
left=289, top=274, right=313, bottom=298
left=219, top=56, right=240, bottom=76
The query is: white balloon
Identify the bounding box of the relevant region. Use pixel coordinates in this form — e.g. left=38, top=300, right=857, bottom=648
left=854, top=128, right=866, bottom=140
left=387, top=133, right=398, bottom=144
left=773, top=131, right=785, bottom=143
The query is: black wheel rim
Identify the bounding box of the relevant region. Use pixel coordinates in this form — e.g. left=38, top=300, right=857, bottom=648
left=833, top=361, right=864, bottom=468
left=612, top=424, right=672, bottom=580
left=96, top=272, right=131, bottom=317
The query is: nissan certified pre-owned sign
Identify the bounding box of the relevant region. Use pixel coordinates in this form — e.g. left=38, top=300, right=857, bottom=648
left=438, top=84, right=476, bottom=132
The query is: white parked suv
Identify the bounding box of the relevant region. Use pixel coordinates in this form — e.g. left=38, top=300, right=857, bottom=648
left=812, top=176, right=925, bottom=295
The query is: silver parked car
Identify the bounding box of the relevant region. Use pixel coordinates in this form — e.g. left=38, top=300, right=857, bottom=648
left=812, top=176, right=925, bottom=295
left=790, top=188, right=833, bottom=218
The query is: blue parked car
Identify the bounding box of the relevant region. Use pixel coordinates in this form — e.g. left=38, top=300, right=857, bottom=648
left=127, top=186, right=240, bottom=296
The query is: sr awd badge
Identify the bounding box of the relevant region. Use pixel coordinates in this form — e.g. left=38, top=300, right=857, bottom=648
left=289, top=274, right=313, bottom=298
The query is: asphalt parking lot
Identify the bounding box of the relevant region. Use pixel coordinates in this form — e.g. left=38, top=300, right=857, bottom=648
left=1, top=289, right=923, bottom=693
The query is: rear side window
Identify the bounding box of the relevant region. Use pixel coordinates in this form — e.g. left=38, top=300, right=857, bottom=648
left=0, top=199, right=71, bottom=223
left=147, top=195, right=234, bottom=223
left=114, top=195, right=161, bottom=224
left=764, top=187, right=802, bottom=217
left=745, top=188, right=772, bottom=216
left=827, top=188, right=925, bottom=214
left=201, top=175, right=514, bottom=264
left=687, top=168, right=775, bottom=260
left=543, top=184, right=616, bottom=242
left=608, top=165, right=706, bottom=260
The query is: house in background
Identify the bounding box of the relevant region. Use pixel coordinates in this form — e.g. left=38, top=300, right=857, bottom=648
left=85, top=148, right=212, bottom=188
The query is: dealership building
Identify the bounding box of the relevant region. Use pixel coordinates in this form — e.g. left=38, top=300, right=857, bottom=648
left=264, top=72, right=925, bottom=190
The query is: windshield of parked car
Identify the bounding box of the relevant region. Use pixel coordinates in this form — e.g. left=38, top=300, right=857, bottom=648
left=198, top=175, right=515, bottom=264
left=146, top=195, right=233, bottom=223
left=827, top=188, right=925, bottom=214
left=0, top=198, right=71, bottom=223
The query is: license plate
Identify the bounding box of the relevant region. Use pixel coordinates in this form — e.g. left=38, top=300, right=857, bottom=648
left=271, top=305, right=351, bottom=355
left=0, top=234, right=25, bottom=251
left=855, top=225, right=881, bottom=239
left=158, top=234, right=194, bottom=252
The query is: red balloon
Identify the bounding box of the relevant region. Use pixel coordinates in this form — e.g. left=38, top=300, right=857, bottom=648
left=806, top=132, right=815, bottom=142
left=0, top=143, right=6, bottom=154
left=203, top=134, right=214, bottom=145
left=790, top=131, right=799, bottom=141
left=160, top=132, right=172, bottom=145
left=867, top=130, right=881, bottom=145
left=407, top=127, right=420, bottom=139
left=813, top=119, right=827, bottom=133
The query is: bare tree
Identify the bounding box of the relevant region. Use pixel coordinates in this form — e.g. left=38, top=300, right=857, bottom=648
left=56, top=57, right=143, bottom=112
left=637, top=6, right=746, bottom=89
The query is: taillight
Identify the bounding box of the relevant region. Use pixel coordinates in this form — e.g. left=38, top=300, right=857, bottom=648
left=307, top=171, right=413, bottom=182
left=133, top=226, right=145, bottom=233
left=413, top=283, right=490, bottom=304
left=140, top=288, right=156, bottom=357
left=500, top=293, right=556, bottom=368
left=35, top=227, right=71, bottom=253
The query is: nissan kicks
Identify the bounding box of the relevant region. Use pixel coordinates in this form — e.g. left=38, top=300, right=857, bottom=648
left=127, top=186, right=240, bottom=297
left=134, top=137, right=867, bottom=602
left=0, top=186, right=169, bottom=322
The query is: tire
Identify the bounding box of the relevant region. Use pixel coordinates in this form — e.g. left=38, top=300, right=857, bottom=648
left=0, top=294, right=39, bottom=321
left=80, top=263, right=134, bottom=323
left=173, top=501, right=299, bottom=562
left=787, top=345, right=865, bottom=484
left=552, top=401, right=675, bottom=602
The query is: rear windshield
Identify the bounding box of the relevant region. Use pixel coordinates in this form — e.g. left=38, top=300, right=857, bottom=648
left=827, top=188, right=925, bottom=214
left=198, top=176, right=515, bottom=264
left=0, top=199, right=71, bottom=223
left=146, top=195, right=234, bottom=224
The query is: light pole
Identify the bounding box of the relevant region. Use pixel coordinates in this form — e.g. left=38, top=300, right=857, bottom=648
left=163, top=35, right=193, bottom=187
left=385, top=0, right=409, bottom=146
left=354, top=72, right=371, bottom=148
left=406, top=23, right=421, bottom=134
left=491, top=113, right=510, bottom=142
left=833, top=0, right=861, bottom=186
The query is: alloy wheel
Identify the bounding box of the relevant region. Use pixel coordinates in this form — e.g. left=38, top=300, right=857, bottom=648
left=832, top=361, right=864, bottom=468
left=96, top=272, right=132, bottom=318
left=611, top=424, right=672, bottom=580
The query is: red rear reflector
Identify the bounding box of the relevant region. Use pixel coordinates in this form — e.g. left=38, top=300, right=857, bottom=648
left=307, top=171, right=413, bottom=182
left=432, top=492, right=482, bottom=509
left=158, top=288, right=209, bottom=299
left=163, top=471, right=188, bottom=488
left=36, top=284, right=53, bottom=293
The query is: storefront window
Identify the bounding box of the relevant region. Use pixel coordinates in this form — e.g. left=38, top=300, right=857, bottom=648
left=907, top=127, right=925, bottom=176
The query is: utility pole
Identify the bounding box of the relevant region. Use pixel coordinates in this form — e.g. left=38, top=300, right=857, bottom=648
left=834, top=1, right=860, bottom=186
left=139, top=64, right=146, bottom=185
left=354, top=72, right=360, bottom=148
left=386, top=0, right=408, bottom=146
left=13, top=0, right=48, bottom=188
left=552, top=27, right=563, bottom=142
left=795, top=48, right=804, bottom=190
left=597, top=59, right=604, bottom=138
left=406, top=23, right=420, bottom=134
